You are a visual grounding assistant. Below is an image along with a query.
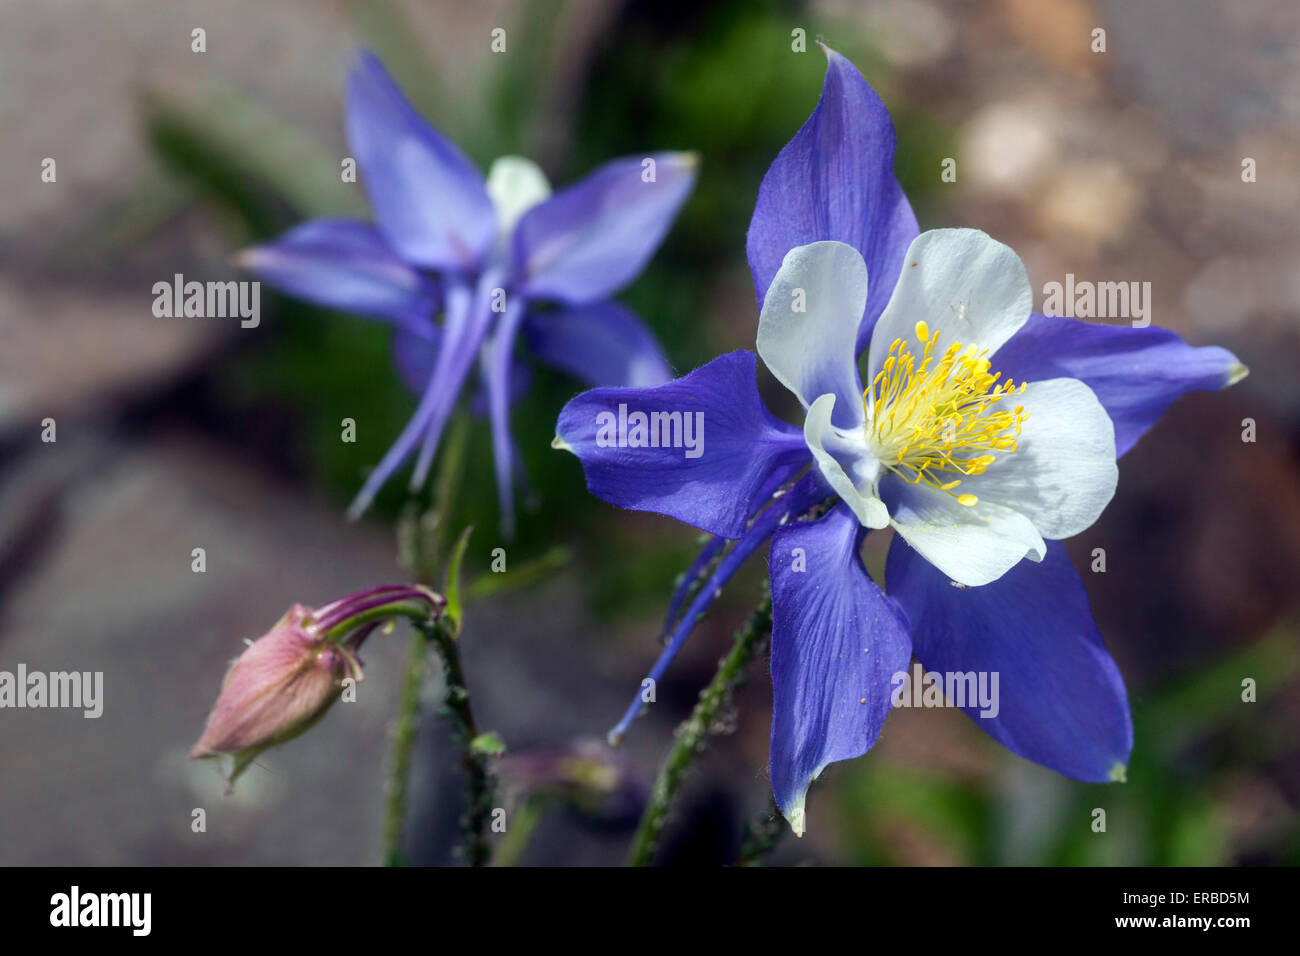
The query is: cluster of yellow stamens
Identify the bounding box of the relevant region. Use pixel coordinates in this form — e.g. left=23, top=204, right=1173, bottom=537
left=866, top=320, right=1028, bottom=507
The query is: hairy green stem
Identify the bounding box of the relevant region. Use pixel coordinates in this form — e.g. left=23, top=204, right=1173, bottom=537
left=626, top=592, right=773, bottom=867
left=424, top=618, right=495, bottom=866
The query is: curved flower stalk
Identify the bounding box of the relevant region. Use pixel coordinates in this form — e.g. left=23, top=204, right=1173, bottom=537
left=553, top=46, right=1248, bottom=836
left=191, top=584, right=444, bottom=786
left=238, top=52, right=697, bottom=533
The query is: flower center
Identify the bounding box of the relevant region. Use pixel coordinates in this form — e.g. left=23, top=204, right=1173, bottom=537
left=865, top=321, right=1028, bottom=507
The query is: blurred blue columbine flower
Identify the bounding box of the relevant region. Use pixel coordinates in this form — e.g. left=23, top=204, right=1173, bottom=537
left=553, top=46, right=1248, bottom=835
left=238, top=52, right=696, bottom=532
left=498, top=737, right=646, bottom=825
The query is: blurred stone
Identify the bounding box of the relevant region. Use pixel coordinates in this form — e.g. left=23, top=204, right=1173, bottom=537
left=962, top=99, right=1062, bottom=197
left=0, top=429, right=409, bottom=864
left=1183, top=255, right=1300, bottom=333
left=841, top=0, right=956, bottom=69
left=0, top=278, right=222, bottom=431
left=1001, top=0, right=1104, bottom=85
left=1035, top=160, right=1141, bottom=251
left=1104, top=0, right=1300, bottom=149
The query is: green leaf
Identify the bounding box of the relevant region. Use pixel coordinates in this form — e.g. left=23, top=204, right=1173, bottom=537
left=466, top=546, right=573, bottom=601
left=470, top=732, right=506, bottom=757
left=443, top=525, right=474, bottom=635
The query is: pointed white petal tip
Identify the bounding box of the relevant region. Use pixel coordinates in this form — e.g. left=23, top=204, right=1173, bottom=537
left=551, top=434, right=572, bottom=452
left=786, top=805, right=806, bottom=838
left=1109, top=762, right=1128, bottom=783
left=1225, top=362, right=1250, bottom=387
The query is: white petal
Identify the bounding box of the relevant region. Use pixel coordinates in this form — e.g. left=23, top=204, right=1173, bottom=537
left=487, top=156, right=551, bottom=234
left=886, top=477, right=1045, bottom=587
left=758, top=241, right=867, bottom=429
left=959, top=378, right=1117, bottom=540
left=804, top=393, right=889, bottom=529
left=867, top=229, right=1031, bottom=383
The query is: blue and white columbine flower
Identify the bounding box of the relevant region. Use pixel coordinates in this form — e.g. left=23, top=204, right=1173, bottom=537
left=553, top=47, right=1247, bottom=835
left=239, top=52, right=696, bottom=532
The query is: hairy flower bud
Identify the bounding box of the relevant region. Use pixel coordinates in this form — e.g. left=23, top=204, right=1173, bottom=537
left=190, top=605, right=358, bottom=784
left=191, top=585, right=443, bottom=786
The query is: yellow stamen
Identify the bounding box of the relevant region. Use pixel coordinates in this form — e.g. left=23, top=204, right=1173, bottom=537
left=863, top=325, right=1030, bottom=505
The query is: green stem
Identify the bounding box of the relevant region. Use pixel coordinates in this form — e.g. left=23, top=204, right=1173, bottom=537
left=384, top=412, right=470, bottom=866
left=626, top=592, right=773, bottom=867
left=424, top=618, right=495, bottom=866
left=383, top=625, right=430, bottom=866
left=322, top=599, right=440, bottom=644
left=491, top=794, right=549, bottom=867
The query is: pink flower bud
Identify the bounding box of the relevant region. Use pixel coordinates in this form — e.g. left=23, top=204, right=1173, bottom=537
left=190, top=604, right=360, bottom=784
left=191, top=585, right=443, bottom=786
